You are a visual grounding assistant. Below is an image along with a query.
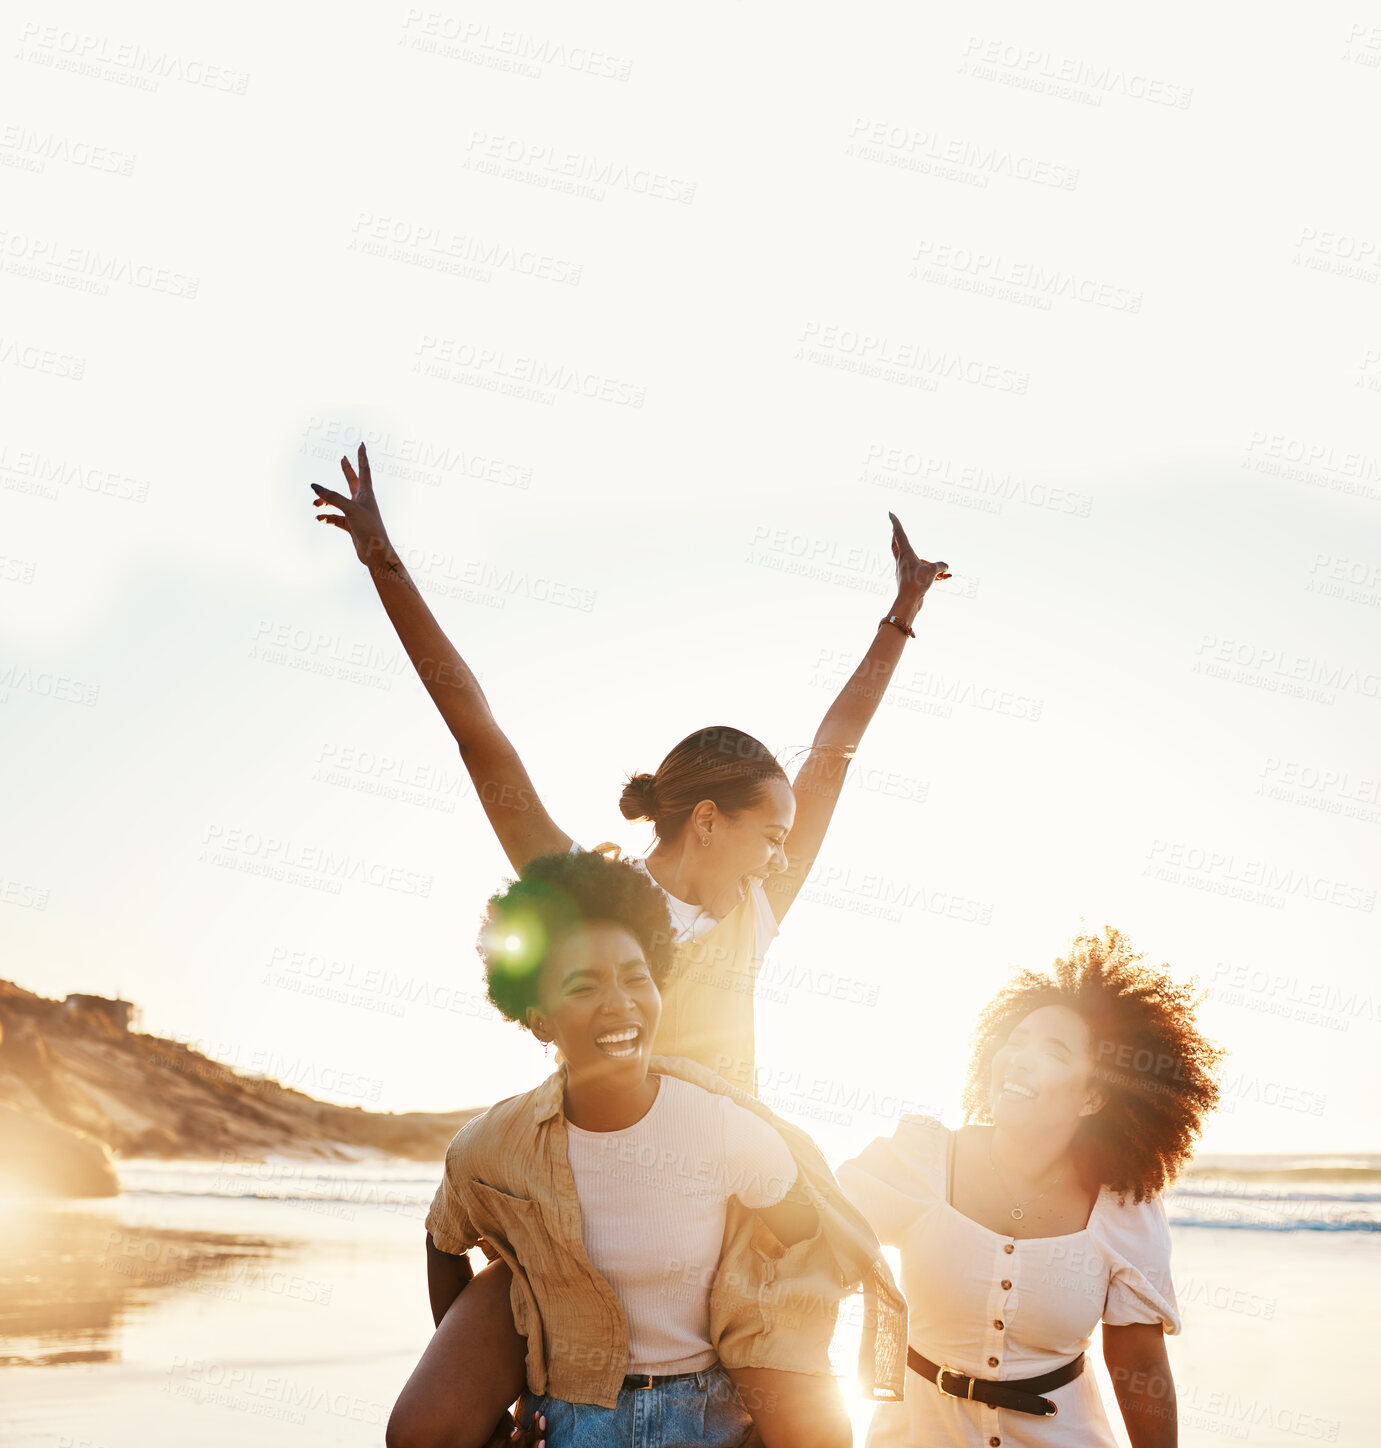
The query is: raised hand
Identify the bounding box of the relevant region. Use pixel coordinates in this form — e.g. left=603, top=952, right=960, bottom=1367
left=310, top=441, right=393, bottom=569
left=888, top=511, right=950, bottom=603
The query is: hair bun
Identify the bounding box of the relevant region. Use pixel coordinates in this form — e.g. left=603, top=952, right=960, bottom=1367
left=618, top=772, right=659, bottom=823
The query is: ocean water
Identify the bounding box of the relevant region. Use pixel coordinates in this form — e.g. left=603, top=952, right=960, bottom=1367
left=0, top=1156, right=1374, bottom=1447
left=110, top=1151, right=1381, bottom=1231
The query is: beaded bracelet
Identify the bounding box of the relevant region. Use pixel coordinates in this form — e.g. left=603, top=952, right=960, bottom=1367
left=879, top=614, right=916, bottom=639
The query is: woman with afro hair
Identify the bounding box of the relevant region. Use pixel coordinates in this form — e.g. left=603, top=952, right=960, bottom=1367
left=837, top=927, right=1224, bottom=1448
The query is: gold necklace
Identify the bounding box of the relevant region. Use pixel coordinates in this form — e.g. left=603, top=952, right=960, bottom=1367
left=987, top=1134, right=1066, bottom=1222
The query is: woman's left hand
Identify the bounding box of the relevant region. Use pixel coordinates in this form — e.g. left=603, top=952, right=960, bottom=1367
left=889, top=511, right=950, bottom=602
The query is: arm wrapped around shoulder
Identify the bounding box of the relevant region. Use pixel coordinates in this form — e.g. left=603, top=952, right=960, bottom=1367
left=835, top=1114, right=945, bottom=1249
left=712, top=1194, right=842, bottom=1378
left=709, top=1122, right=908, bottom=1401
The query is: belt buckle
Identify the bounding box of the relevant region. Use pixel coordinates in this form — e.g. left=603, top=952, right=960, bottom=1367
left=934, top=1366, right=974, bottom=1401
left=634, top=1374, right=655, bottom=1391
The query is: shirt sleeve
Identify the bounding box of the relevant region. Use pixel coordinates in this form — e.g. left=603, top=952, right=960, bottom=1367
left=1100, top=1194, right=1182, bottom=1334
left=720, top=1096, right=798, bottom=1208
left=424, top=1144, right=481, bottom=1258
left=834, top=1115, right=945, bottom=1248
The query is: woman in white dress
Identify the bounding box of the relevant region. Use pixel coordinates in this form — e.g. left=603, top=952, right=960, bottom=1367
left=838, top=928, right=1224, bottom=1448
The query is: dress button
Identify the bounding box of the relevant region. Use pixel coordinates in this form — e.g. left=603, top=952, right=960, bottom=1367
left=987, top=1356, right=999, bottom=1368
left=1003, top=1243, right=1014, bottom=1254
left=993, top=1320, right=1004, bottom=1330
left=1001, top=1279, right=1012, bottom=1290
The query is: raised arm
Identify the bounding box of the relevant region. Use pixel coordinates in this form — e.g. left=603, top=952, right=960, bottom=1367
left=312, top=443, right=573, bottom=871
left=765, top=513, right=947, bottom=925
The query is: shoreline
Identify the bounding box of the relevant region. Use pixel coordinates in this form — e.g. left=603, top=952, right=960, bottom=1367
left=2, top=1164, right=1376, bottom=1447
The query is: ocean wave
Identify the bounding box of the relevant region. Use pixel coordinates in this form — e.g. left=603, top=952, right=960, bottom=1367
left=1169, top=1215, right=1381, bottom=1233
left=113, top=1158, right=1381, bottom=1232
left=1177, top=1182, right=1381, bottom=1198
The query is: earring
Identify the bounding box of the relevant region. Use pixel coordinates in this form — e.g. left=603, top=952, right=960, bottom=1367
left=700, top=834, right=710, bottom=847
left=544, top=1041, right=550, bottom=1057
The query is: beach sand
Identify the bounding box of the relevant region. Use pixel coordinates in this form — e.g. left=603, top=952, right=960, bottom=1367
left=0, top=1172, right=1372, bottom=1447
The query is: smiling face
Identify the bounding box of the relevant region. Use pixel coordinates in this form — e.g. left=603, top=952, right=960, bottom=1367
left=989, top=1004, right=1104, bottom=1135
left=697, top=777, right=796, bottom=918
left=526, top=922, right=662, bottom=1094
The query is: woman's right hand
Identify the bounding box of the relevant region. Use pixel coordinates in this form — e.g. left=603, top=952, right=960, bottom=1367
left=311, top=441, right=393, bottom=569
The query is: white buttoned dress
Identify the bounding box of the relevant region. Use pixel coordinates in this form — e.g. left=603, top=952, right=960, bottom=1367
left=837, top=1116, right=1180, bottom=1448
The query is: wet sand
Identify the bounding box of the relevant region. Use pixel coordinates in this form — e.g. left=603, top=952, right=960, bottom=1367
left=0, top=1182, right=1373, bottom=1447
left=0, top=1187, right=431, bottom=1447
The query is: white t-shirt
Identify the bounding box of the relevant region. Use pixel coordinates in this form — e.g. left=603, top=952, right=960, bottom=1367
left=564, top=1073, right=798, bottom=1374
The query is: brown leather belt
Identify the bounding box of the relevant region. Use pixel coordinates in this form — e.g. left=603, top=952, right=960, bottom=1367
left=622, top=1369, right=707, bottom=1391
left=908, top=1346, right=1084, bottom=1417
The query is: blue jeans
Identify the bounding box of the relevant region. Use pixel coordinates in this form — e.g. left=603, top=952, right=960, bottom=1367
left=520, top=1364, right=753, bottom=1447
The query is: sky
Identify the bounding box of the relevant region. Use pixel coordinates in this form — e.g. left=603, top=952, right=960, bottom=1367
left=2, top=2, right=1378, bottom=1165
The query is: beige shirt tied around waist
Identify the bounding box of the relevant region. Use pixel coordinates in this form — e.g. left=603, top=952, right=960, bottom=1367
left=426, top=1053, right=908, bottom=1409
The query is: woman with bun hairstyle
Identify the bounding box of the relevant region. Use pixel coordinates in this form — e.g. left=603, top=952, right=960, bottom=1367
left=389, top=849, right=906, bottom=1448
left=836, top=928, right=1224, bottom=1448
left=311, top=443, right=950, bottom=1095
left=311, top=444, right=944, bottom=1447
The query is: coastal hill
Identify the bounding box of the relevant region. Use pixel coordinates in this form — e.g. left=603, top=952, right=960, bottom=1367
left=0, top=979, right=485, bottom=1197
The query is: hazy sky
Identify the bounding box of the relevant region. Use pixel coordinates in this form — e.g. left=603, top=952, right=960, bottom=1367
left=4, top=3, right=1378, bottom=1163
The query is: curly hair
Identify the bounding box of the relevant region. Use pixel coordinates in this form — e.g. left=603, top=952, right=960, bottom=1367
left=961, top=927, right=1225, bottom=1202
left=478, top=849, right=677, bottom=1026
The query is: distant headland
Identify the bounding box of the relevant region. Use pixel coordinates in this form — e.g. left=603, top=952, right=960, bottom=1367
left=0, top=980, right=485, bottom=1197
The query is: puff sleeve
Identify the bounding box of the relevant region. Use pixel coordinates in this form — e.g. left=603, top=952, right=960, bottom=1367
left=1097, top=1192, right=1182, bottom=1334
left=834, top=1114, right=947, bottom=1248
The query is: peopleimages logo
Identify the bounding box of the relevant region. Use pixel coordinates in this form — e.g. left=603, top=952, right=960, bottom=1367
left=1194, top=635, right=1381, bottom=700
left=1145, top=839, right=1375, bottom=913
left=199, top=825, right=433, bottom=898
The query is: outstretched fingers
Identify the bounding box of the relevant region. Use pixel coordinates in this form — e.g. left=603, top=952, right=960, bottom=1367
left=338, top=441, right=372, bottom=498
left=310, top=482, right=353, bottom=516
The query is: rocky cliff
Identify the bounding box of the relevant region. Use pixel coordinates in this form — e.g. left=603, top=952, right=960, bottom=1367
left=0, top=980, right=485, bottom=1196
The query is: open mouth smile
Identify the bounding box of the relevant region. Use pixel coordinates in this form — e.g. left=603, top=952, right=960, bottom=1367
left=594, top=1025, right=642, bottom=1058
left=999, top=1079, right=1036, bottom=1100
